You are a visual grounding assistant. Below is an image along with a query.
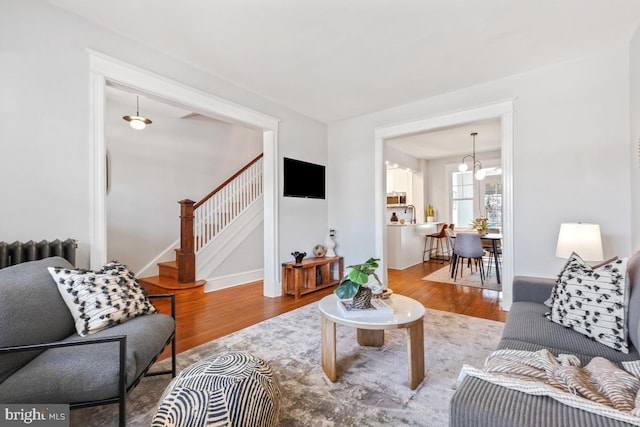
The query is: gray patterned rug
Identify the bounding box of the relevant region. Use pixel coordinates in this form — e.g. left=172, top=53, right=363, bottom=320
left=71, top=303, right=504, bottom=426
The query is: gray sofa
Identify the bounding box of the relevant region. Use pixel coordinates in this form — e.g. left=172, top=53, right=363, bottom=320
left=0, top=257, right=176, bottom=427
left=450, top=251, right=640, bottom=427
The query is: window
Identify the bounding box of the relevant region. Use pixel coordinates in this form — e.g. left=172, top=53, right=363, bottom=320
left=484, top=181, right=502, bottom=230
left=451, top=171, right=473, bottom=227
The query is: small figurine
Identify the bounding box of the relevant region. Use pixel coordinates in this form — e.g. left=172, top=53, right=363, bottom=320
left=291, top=251, right=306, bottom=263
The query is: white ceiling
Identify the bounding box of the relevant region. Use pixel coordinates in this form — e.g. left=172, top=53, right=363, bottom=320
left=387, top=119, right=502, bottom=160
left=46, top=0, right=640, bottom=123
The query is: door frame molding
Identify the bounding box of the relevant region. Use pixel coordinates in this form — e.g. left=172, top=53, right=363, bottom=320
left=88, top=50, right=282, bottom=297
left=374, top=99, right=515, bottom=309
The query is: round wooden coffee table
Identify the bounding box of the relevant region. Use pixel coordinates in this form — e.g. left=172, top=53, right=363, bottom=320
left=318, top=293, right=426, bottom=390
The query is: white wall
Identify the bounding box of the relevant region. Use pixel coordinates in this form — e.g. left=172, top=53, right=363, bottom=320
left=631, top=26, right=640, bottom=251
left=106, top=91, right=263, bottom=274
left=279, top=128, right=328, bottom=263
left=0, top=0, right=328, bottom=275
left=329, top=47, right=632, bottom=308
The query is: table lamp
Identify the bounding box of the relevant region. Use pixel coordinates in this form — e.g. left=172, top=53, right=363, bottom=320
left=555, top=223, right=604, bottom=262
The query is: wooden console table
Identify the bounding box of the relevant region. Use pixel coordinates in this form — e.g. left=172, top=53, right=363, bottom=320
left=282, top=256, right=344, bottom=299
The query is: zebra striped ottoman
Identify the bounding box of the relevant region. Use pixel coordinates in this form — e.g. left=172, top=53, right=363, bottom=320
left=152, top=351, right=282, bottom=427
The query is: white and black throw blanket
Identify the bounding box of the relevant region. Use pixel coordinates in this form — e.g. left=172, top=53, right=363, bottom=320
left=462, top=349, right=640, bottom=426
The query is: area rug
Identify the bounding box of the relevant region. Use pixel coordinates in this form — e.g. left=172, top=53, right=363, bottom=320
left=422, top=261, right=501, bottom=291
left=71, top=303, right=504, bottom=427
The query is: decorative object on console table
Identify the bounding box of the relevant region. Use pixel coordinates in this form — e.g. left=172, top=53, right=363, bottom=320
left=325, top=229, right=337, bottom=257
left=282, top=256, right=344, bottom=299
left=334, top=257, right=384, bottom=309
left=313, top=244, right=327, bottom=257
left=291, top=251, right=306, bottom=263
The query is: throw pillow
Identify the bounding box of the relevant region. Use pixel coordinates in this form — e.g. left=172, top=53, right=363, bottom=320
left=545, top=253, right=629, bottom=353
left=544, top=255, right=620, bottom=308
left=48, top=261, right=157, bottom=336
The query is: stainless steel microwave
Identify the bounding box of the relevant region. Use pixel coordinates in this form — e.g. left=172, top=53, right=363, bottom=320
left=386, top=193, right=406, bottom=205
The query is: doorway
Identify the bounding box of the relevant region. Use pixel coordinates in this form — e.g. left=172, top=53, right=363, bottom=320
left=88, top=50, right=282, bottom=297
left=374, top=100, right=515, bottom=309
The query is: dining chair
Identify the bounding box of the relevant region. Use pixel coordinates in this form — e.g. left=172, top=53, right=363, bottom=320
left=452, top=232, right=485, bottom=286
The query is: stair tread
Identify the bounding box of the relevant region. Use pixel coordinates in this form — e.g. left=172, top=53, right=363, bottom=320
left=158, top=261, right=178, bottom=269
left=139, top=275, right=206, bottom=290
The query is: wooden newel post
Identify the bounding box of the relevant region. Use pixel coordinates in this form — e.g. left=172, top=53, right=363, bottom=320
left=177, top=199, right=196, bottom=283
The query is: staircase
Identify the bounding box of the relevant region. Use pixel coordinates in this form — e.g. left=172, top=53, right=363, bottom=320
left=140, top=154, right=264, bottom=300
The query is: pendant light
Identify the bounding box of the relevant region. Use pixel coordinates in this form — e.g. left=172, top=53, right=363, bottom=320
left=123, top=96, right=152, bottom=130
left=458, top=132, right=485, bottom=181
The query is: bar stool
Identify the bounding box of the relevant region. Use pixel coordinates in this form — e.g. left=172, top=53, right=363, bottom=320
left=423, top=224, right=451, bottom=263
left=446, top=226, right=457, bottom=273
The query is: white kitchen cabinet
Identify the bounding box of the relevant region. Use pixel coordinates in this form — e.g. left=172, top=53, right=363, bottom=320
left=387, top=169, right=413, bottom=203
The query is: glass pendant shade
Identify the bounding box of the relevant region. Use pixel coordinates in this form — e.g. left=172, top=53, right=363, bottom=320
left=123, top=96, right=152, bottom=130
left=128, top=117, right=147, bottom=130
left=474, top=169, right=486, bottom=180
left=458, top=163, right=468, bottom=172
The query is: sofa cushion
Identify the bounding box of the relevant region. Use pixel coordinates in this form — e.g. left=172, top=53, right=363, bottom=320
left=0, top=257, right=76, bottom=383
left=48, top=261, right=157, bottom=336
left=545, top=254, right=629, bottom=353
left=502, top=302, right=639, bottom=364
left=0, top=313, right=174, bottom=404
left=450, top=376, right=636, bottom=427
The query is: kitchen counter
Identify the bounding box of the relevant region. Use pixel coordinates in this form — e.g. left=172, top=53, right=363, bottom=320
left=387, top=222, right=444, bottom=269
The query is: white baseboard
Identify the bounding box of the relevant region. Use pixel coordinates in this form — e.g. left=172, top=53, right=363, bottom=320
left=204, top=269, right=264, bottom=293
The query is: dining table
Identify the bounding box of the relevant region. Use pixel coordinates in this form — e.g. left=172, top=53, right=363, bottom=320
left=481, top=233, right=502, bottom=284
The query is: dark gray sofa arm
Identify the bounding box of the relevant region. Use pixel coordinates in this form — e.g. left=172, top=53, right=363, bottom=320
left=513, top=276, right=555, bottom=303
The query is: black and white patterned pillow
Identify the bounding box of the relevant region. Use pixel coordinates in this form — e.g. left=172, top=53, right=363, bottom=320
left=545, top=253, right=629, bottom=353
left=544, top=256, right=620, bottom=308
left=48, top=261, right=157, bottom=336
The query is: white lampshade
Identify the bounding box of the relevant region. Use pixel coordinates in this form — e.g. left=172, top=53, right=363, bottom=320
left=555, top=223, right=604, bottom=262
left=458, top=163, right=468, bottom=172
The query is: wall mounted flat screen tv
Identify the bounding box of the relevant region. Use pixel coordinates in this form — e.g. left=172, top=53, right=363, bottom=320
left=283, top=157, right=325, bottom=199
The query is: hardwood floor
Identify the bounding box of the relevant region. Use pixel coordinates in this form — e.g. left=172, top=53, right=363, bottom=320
left=155, top=260, right=507, bottom=358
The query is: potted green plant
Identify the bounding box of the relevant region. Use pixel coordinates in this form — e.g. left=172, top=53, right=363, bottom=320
left=426, top=205, right=435, bottom=222
left=471, top=217, right=489, bottom=236
left=334, top=257, right=384, bottom=309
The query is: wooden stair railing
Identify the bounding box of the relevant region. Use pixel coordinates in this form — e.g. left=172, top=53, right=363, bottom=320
left=176, top=153, right=264, bottom=283
left=177, top=199, right=196, bottom=283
